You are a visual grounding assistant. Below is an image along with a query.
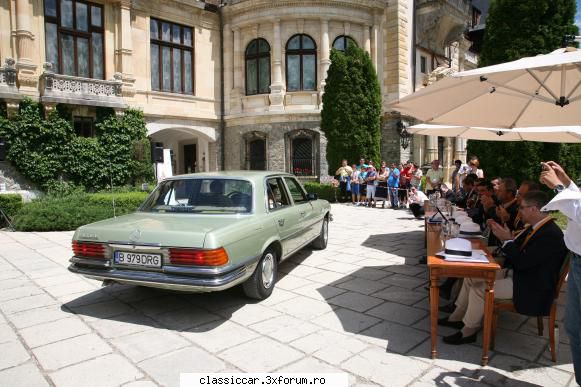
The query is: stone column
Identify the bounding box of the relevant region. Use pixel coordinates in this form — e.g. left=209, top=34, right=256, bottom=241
left=426, top=135, right=438, bottom=164
left=116, top=0, right=135, bottom=97
left=454, top=137, right=467, bottom=163
left=208, top=141, right=218, bottom=171
left=363, top=24, right=371, bottom=54
left=231, top=27, right=242, bottom=113
left=319, top=18, right=330, bottom=103
left=371, top=21, right=379, bottom=71
left=412, top=134, right=424, bottom=166
left=269, top=19, right=285, bottom=111
left=442, top=137, right=454, bottom=184
left=223, top=24, right=233, bottom=114
left=15, top=0, right=37, bottom=93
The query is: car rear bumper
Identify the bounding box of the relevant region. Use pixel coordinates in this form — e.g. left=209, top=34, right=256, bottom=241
left=68, top=257, right=259, bottom=292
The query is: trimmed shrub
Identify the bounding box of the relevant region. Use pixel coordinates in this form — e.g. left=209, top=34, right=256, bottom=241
left=303, top=182, right=339, bottom=203
left=12, top=192, right=149, bottom=231
left=0, top=193, right=23, bottom=219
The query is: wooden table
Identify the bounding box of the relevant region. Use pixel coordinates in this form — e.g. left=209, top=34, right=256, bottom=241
left=426, top=220, right=501, bottom=366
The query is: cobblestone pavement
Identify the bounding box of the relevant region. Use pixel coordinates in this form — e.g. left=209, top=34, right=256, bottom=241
left=0, top=203, right=575, bottom=386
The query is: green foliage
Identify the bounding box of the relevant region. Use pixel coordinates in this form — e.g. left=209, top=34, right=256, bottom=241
left=1, top=99, right=154, bottom=191
left=321, top=45, right=382, bottom=173
left=0, top=194, right=23, bottom=219
left=469, top=0, right=580, bottom=182
left=479, top=0, right=578, bottom=67
left=303, top=182, right=339, bottom=203
left=12, top=192, right=148, bottom=231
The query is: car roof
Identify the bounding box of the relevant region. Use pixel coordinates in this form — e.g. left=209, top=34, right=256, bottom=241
left=164, top=171, right=295, bottom=182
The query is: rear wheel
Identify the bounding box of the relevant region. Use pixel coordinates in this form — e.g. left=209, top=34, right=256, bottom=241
left=312, top=217, right=329, bottom=250
left=243, top=247, right=278, bottom=300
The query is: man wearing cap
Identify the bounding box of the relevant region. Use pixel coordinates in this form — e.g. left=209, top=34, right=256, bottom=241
left=439, top=191, right=568, bottom=345
left=539, top=161, right=581, bottom=385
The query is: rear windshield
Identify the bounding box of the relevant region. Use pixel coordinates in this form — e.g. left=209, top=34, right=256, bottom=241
left=141, top=178, right=253, bottom=214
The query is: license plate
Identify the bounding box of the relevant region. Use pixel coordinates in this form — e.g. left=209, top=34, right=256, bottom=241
left=114, top=251, right=162, bottom=268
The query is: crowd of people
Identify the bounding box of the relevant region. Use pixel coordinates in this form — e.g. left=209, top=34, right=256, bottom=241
left=335, top=158, right=422, bottom=209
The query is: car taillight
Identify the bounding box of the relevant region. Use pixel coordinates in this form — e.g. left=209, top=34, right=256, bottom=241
left=169, top=247, right=229, bottom=266
left=72, top=241, right=106, bottom=259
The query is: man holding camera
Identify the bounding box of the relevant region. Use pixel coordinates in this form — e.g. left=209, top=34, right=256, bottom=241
left=540, top=161, right=581, bottom=385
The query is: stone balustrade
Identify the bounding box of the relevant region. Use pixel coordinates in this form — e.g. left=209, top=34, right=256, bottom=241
left=39, top=63, right=126, bottom=108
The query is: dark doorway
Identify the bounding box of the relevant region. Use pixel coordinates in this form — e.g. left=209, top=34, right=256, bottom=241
left=249, top=139, right=266, bottom=170
left=183, top=144, right=196, bottom=174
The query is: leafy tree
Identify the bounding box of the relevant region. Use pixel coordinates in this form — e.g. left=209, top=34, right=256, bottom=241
left=321, top=45, right=382, bottom=173
left=468, top=0, right=580, bottom=182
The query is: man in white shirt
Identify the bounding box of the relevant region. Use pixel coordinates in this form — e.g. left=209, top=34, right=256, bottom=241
left=408, top=187, right=428, bottom=219
left=540, top=161, right=581, bottom=385
left=425, top=160, right=444, bottom=195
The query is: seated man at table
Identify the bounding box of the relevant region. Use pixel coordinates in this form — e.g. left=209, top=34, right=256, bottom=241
left=439, top=190, right=568, bottom=345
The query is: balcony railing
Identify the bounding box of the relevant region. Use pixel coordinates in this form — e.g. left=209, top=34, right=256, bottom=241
left=39, top=63, right=125, bottom=108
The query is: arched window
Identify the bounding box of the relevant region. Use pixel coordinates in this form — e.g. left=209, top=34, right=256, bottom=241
left=286, top=34, right=317, bottom=92
left=332, top=35, right=357, bottom=52
left=245, top=38, right=271, bottom=95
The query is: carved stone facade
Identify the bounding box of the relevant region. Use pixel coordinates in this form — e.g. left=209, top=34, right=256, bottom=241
left=0, top=0, right=480, bottom=186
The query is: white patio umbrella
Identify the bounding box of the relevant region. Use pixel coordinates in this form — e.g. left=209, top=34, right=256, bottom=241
left=392, top=47, right=581, bottom=134
left=407, top=123, right=581, bottom=143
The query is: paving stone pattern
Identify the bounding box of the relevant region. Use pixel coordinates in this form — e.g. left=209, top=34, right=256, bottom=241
left=0, top=204, right=575, bottom=386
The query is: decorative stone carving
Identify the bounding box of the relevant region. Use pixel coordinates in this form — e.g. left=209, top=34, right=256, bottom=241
left=0, top=58, right=17, bottom=88
left=40, top=69, right=126, bottom=108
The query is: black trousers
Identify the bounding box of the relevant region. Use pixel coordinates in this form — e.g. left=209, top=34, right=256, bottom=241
left=410, top=203, right=424, bottom=218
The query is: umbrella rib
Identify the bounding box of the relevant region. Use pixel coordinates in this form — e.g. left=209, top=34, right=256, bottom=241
left=567, top=80, right=581, bottom=99
left=485, top=79, right=556, bottom=105
left=526, top=69, right=559, bottom=102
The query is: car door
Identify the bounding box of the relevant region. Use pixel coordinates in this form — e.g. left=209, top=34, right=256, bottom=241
left=283, top=177, right=317, bottom=247
left=266, top=177, right=300, bottom=257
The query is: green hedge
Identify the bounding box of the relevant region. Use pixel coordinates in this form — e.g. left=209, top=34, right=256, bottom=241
left=0, top=194, right=23, bottom=224
left=303, top=182, right=339, bottom=203
left=12, top=192, right=149, bottom=231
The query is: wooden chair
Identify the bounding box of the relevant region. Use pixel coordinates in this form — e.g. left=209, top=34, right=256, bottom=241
left=490, top=253, right=571, bottom=362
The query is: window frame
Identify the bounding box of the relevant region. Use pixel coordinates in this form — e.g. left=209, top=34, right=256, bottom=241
left=150, top=18, right=195, bottom=95
left=332, top=35, right=357, bottom=52
left=73, top=116, right=94, bottom=137
left=420, top=55, right=427, bottom=74
left=44, top=0, right=105, bottom=79
left=245, top=38, right=271, bottom=96
left=285, top=34, right=317, bottom=92
left=283, top=177, right=308, bottom=204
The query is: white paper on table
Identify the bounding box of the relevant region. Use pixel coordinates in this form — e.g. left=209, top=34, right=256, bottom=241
left=436, top=249, right=489, bottom=263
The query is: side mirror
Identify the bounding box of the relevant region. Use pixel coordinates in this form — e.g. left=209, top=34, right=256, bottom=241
left=307, top=193, right=318, bottom=201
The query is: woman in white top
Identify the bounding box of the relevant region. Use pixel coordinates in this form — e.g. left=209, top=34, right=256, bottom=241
left=411, top=163, right=423, bottom=189
left=468, top=156, right=484, bottom=178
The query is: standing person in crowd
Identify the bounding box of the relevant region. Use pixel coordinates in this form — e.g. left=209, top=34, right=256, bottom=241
left=376, top=161, right=390, bottom=208
left=358, top=165, right=368, bottom=205
left=398, top=162, right=411, bottom=208
left=357, top=157, right=368, bottom=171
left=388, top=162, right=400, bottom=209
left=451, top=160, right=463, bottom=194
left=539, top=161, right=581, bottom=385
left=411, top=162, right=422, bottom=189
left=350, top=164, right=360, bottom=205
left=425, top=160, right=444, bottom=196
left=468, top=156, right=484, bottom=178
left=335, top=159, right=353, bottom=202
left=365, top=162, right=378, bottom=207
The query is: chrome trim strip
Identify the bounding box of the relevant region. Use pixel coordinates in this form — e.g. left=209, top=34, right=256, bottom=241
left=108, top=241, right=162, bottom=247
left=70, top=257, right=110, bottom=268
left=68, top=261, right=258, bottom=292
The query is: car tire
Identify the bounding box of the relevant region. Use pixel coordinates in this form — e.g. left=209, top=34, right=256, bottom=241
left=243, top=247, right=278, bottom=300
left=311, top=217, right=329, bottom=250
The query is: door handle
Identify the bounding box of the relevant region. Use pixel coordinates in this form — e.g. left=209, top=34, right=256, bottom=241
left=300, top=211, right=306, bottom=217
left=278, top=219, right=285, bottom=227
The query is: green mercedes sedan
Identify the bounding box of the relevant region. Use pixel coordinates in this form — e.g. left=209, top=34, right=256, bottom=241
left=68, top=171, right=331, bottom=299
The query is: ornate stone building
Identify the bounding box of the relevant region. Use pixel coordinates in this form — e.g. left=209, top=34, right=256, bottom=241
left=0, top=0, right=485, bottom=188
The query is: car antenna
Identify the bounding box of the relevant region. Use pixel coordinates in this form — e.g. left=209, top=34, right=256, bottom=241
left=110, top=160, right=116, bottom=218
